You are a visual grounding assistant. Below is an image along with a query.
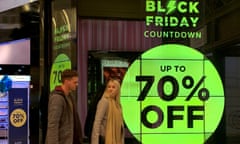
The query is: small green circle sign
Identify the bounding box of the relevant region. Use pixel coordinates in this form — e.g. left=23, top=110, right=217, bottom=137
left=121, top=44, right=225, bottom=144
left=50, top=54, right=71, bottom=91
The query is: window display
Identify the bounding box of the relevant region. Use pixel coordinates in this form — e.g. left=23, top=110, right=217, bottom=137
left=0, top=75, right=30, bottom=144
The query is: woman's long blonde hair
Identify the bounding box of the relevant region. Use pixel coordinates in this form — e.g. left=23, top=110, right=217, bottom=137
left=103, top=78, right=122, bottom=108
left=104, top=78, right=124, bottom=144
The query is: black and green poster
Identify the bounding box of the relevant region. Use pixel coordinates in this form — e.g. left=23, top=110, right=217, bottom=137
left=120, top=1, right=225, bottom=144
left=50, top=7, right=77, bottom=91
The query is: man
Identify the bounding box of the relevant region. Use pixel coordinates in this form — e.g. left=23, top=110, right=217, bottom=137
left=45, top=69, right=83, bottom=144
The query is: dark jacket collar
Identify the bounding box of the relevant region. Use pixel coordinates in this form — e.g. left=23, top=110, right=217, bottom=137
left=53, top=85, right=65, bottom=96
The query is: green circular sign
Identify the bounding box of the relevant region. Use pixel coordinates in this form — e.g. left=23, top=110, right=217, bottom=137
left=121, top=44, right=224, bottom=144
left=50, top=53, right=71, bottom=91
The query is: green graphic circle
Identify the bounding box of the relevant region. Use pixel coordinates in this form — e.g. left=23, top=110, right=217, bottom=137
left=50, top=54, right=71, bottom=91
left=121, top=44, right=224, bottom=144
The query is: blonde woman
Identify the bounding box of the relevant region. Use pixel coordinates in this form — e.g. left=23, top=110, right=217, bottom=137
left=91, top=78, right=124, bottom=144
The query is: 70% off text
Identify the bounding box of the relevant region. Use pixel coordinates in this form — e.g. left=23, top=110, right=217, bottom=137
left=136, top=65, right=210, bottom=129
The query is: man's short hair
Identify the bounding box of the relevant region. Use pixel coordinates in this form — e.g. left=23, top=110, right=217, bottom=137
left=61, top=69, right=78, bottom=83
